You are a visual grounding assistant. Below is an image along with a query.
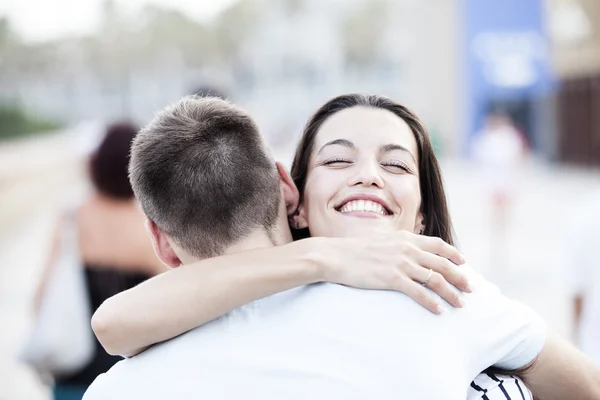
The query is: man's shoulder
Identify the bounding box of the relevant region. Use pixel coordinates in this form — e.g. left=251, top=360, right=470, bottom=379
left=289, top=266, right=506, bottom=319
left=460, top=264, right=502, bottom=297
left=84, top=353, right=161, bottom=399
left=84, top=361, right=126, bottom=399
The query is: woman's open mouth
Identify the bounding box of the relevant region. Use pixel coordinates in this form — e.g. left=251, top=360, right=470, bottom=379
left=335, top=199, right=391, bottom=217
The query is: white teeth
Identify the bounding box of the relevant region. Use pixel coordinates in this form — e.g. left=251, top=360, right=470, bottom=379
left=338, top=200, right=387, bottom=215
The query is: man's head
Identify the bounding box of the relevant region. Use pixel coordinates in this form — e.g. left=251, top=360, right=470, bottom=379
left=129, top=96, right=298, bottom=267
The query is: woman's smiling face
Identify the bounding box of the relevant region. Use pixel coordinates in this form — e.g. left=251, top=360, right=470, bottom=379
left=297, top=106, right=424, bottom=238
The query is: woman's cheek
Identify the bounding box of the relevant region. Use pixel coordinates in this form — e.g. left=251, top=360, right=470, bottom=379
left=391, top=182, right=422, bottom=216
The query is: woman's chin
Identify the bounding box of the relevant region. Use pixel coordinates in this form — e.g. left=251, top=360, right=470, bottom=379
left=326, top=219, right=400, bottom=237
left=338, top=210, right=389, bottom=219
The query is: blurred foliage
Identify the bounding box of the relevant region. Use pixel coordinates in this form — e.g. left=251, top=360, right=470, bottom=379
left=0, top=1, right=263, bottom=75
left=342, top=0, right=390, bottom=69
left=0, top=0, right=393, bottom=76
left=213, top=0, right=262, bottom=66
left=0, top=104, right=62, bottom=141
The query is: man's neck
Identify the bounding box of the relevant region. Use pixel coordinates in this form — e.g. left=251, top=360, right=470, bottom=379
left=223, top=229, right=278, bottom=255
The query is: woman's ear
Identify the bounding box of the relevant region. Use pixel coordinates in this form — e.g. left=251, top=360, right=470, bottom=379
left=276, top=161, right=300, bottom=216
left=414, top=212, right=425, bottom=235
left=290, top=204, right=309, bottom=230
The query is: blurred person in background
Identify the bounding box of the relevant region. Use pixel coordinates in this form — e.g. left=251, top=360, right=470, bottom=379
left=471, top=110, right=528, bottom=272
left=566, top=148, right=600, bottom=367
left=33, top=122, right=164, bottom=400
left=86, top=95, right=600, bottom=400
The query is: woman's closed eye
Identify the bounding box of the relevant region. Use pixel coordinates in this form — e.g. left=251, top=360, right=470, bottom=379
left=381, top=160, right=413, bottom=174
left=322, top=157, right=353, bottom=167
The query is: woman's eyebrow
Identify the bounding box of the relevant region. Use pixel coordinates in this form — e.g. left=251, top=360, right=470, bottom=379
left=317, top=139, right=354, bottom=155
left=381, top=143, right=416, bottom=163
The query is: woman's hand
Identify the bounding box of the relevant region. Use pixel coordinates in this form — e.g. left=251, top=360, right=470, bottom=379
left=313, top=232, right=471, bottom=314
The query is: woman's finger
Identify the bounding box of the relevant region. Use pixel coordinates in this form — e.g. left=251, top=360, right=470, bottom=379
left=416, top=250, right=472, bottom=293
left=394, top=278, right=448, bottom=314
left=415, top=235, right=466, bottom=266
left=413, top=267, right=465, bottom=309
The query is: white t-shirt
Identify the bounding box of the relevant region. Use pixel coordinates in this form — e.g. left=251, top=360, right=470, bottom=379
left=565, top=189, right=600, bottom=365
left=84, top=265, right=546, bottom=400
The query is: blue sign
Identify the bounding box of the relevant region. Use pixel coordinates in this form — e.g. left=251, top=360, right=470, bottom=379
left=463, top=0, right=555, bottom=145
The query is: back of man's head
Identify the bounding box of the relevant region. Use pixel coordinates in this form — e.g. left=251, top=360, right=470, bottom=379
left=129, top=96, right=281, bottom=259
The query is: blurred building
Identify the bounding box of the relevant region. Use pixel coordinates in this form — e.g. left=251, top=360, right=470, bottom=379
left=0, top=0, right=463, bottom=156
left=550, top=0, right=600, bottom=168
left=237, top=0, right=462, bottom=155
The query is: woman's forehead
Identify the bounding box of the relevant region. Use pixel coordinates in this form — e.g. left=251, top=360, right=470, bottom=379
left=314, top=106, right=418, bottom=154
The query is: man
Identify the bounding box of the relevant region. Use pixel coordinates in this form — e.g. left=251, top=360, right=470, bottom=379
left=83, top=96, right=581, bottom=399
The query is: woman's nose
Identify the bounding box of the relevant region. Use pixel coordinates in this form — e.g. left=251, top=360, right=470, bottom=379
left=348, top=161, right=384, bottom=188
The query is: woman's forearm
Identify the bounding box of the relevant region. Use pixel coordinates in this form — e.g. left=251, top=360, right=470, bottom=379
left=92, top=238, right=325, bottom=357
left=523, top=333, right=600, bottom=400
left=92, top=232, right=468, bottom=358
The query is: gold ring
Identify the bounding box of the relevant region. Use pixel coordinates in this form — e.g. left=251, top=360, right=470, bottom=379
left=422, top=268, right=433, bottom=286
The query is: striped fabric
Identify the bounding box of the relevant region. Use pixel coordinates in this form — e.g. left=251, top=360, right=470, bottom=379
left=467, top=372, right=533, bottom=400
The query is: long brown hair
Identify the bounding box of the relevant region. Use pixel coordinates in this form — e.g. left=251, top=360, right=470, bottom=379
left=290, top=93, right=455, bottom=245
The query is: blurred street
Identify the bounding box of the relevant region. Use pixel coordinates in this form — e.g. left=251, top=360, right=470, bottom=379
left=0, top=131, right=88, bottom=400
left=1, top=131, right=597, bottom=400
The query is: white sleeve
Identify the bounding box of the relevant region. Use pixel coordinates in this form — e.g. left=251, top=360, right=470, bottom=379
left=487, top=298, right=546, bottom=370
left=82, top=372, right=111, bottom=400
left=457, top=266, right=547, bottom=372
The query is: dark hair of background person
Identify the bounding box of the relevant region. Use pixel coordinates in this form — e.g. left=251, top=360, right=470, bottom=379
left=90, top=122, right=138, bottom=200
left=129, top=95, right=280, bottom=259
left=290, top=93, right=455, bottom=246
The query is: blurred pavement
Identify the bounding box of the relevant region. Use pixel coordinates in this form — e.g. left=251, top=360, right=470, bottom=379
left=1, top=136, right=597, bottom=399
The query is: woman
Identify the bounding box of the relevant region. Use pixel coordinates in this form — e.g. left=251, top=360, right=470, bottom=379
left=35, top=123, right=164, bottom=400
left=92, top=95, right=600, bottom=399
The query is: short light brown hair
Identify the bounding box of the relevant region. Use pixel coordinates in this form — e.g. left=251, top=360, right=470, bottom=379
left=129, top=96, right=280, bottom=258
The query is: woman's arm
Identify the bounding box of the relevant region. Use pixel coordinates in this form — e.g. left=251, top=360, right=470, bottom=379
left=521, top=333, right=600, bottom=400
left=92, top=232, right=469, bottom=357
left=93, top=238, right=322, bottom=357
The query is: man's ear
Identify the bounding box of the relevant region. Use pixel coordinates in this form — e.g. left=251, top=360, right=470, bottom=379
left=145, top=220, right=182, bottom=269
left=276, top=161, right=299, bottom=216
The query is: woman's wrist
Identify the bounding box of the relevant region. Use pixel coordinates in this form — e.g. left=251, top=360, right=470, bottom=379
left=297, top=237, right=340, bottom=284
